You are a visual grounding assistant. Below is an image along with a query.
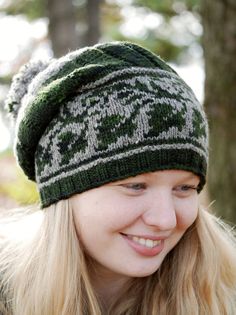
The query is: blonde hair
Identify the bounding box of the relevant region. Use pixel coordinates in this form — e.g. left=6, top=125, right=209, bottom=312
left=0, top=200, right=236, bottom=315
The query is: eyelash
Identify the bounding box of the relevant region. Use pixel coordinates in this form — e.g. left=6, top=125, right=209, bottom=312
left=174, top=185, right=198, bottom=192
left=122, top=183, right=146, bottom=191
left=121, top=183, right=198, bottom=192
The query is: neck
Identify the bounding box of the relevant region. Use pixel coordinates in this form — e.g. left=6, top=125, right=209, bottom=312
left=89, top=261, right=131, bottom=311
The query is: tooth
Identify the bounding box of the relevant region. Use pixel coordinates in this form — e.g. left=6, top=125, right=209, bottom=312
left=146, top=239, right=154, bottom=248
left=139, top=238, right=146, bottom=245
left=130, top=236, right=161, bottom=248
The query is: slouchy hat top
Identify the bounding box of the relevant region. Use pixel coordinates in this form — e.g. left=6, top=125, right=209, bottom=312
left=6, top=41, right=208, bottom=207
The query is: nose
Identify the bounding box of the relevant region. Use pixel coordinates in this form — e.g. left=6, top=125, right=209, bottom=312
left=142, top=189, right=177, bottom=231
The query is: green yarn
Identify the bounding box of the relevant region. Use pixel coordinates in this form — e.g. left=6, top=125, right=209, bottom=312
left=6, top=41, right=209, bottom=208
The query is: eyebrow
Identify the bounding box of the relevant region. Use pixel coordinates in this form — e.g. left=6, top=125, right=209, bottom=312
left=180, top=173, right=199, bottom=181
left=145, top=172, right=199, bottom=180
left=175, top=175, right=200, bottom=187
left=150, top=172, right=200, bottom=184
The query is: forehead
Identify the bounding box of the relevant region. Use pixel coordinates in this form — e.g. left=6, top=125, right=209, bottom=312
left=111, top=169, right=200, bottom=184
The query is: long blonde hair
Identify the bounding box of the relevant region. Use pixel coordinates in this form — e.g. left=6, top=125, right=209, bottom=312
left=0, top=200, right=236, bottom=315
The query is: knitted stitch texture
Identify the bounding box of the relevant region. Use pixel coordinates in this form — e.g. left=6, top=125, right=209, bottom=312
left=6, top=41, right=209, bottom=208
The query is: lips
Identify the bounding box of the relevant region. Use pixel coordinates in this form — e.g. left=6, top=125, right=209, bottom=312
left=120, top=233, right=165, bottom=257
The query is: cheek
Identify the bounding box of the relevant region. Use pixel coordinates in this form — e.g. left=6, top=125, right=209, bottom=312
left=71, top=193, right=139, bottom=236
left=175, top=197, right=199, bottom=230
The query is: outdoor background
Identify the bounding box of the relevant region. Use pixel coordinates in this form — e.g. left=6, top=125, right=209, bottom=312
left=0, top=0, right=235, bottom=224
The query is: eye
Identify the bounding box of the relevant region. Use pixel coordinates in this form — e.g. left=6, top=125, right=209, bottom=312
left=173, top=184, right=198, bottom=196
left=121, top=183, right=147, bottom=191
left=178, top=185, right=197, bottom=191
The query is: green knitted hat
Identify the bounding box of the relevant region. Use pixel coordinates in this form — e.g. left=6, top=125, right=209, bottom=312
left=6, top=41, right=208, bottom=208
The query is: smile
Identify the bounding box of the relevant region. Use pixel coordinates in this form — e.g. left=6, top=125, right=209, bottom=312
left=120, top=233, right=165, bottom=256
left=127, top=235, right=161, bottom=248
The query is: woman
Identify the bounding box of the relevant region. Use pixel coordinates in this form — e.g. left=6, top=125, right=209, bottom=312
left=0, top=41, right=236, bottom=315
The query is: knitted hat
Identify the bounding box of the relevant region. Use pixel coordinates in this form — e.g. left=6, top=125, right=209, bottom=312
left=6, top=41, right=208, bottom=208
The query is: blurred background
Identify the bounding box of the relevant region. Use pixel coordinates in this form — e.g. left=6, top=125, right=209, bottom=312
left=0, top=0, right=235, bottom=224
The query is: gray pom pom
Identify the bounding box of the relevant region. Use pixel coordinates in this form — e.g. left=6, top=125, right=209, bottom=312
left=5, top=59, right=51, bottom=120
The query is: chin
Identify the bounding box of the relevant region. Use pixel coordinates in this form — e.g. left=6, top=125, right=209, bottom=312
left=123, top=262, right=162, bottom=278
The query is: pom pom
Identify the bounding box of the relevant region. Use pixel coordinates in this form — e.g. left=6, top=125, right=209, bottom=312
left=5, top=59, right=51, bottom=120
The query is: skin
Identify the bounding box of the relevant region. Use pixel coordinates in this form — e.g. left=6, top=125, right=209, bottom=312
left=71, top=169, right=200, bottom=304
